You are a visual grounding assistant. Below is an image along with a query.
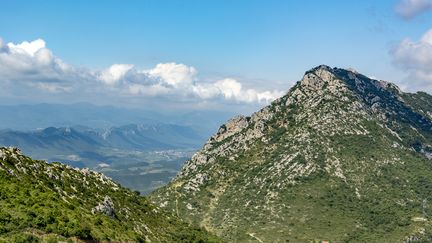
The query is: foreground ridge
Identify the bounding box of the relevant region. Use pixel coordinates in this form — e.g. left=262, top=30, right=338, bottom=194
left=0, top=147, right=219, bottom=242
left=151, top=65, right=432, bottom=242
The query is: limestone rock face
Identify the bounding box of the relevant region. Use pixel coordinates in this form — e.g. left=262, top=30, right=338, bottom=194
left=92, top=196, right=115, bottom=217
left=301, top=65, right=342, bottom=91
left=211, top=115, right=250, bottom=143
left=151, top=65, right=432, bottom=242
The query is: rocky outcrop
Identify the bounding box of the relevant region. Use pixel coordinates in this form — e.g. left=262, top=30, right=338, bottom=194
left=211, top=115, right=250, bottom=143
left=92, top=195, right=115, bottom=218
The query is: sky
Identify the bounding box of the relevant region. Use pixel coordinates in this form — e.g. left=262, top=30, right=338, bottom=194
left=0, top=0, right=431, bottom=112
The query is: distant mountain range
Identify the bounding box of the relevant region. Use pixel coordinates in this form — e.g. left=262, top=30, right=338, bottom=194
left=0, top=123, right=204, bottom=167
left=0, top=124, right=207, bottom=194
left=0, top=103, right=236, bottom=194
left=0, top=103, right=235, bottom=138
left=0, top=123, right=203, bottom=152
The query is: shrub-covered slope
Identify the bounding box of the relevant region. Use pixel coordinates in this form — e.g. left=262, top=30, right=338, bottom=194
left=151, top=65, right=432, bottom=242
left=0, top=147, right=219, bottom=242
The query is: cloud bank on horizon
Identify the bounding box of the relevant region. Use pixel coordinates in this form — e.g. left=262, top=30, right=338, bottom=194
left=0, top=37, right=283, bottom=107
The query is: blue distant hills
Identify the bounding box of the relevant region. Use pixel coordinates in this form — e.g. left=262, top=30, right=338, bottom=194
left=0, top=103, right=235, bottom=194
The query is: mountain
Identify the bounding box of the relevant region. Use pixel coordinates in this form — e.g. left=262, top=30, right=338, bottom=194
left=0, top=124, right=203, bottom=165
left=150, top=65, right=432, bottom=242
left=0, top=103, right=157, bottom=130
left=0, top=124, right=205, bottom=195
left=0, top=147, right=219, bottom=242
left=0, top=103, right=235, bottom=138
left=97, top=124, right=204, bottom=150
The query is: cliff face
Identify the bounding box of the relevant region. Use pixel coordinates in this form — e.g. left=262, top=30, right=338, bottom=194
left=0, top=147, right=219, bottom=242
left=151, top=65, right=432, bottom=242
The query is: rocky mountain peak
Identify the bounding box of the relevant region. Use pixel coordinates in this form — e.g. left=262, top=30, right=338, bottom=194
left=151, top=65, right=432, bottom=242
left=299, top=65, right=400, bottom=98
left=192, top=65, right=432, bottom=164
left=300, top=65, right=341, bottom=90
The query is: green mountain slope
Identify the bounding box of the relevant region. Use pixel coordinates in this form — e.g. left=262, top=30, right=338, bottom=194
left=150, top=65, right=432, bottom=242
left=0, top=147, right=219, bottom=242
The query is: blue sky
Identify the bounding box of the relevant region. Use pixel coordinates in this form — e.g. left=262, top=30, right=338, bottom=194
left=0, top=0, right=431, bottom=111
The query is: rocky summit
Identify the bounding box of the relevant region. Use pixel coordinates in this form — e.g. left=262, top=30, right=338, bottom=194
left=0, top=147, right=219, bottom=242
left=150, top=65, right=432, bottom=242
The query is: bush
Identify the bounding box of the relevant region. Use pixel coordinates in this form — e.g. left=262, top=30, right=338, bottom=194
left=11, top=233, right=40, bottom=243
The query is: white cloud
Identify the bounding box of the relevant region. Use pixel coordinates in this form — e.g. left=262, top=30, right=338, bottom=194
left=392, top=29, right=432, bottom=71
left=215, top=78, right=242, bottom=99
left=145, top=62, right=197, bottom=86
left=192, top=84, right=220, bottom=99
left=98, top=64, right=134, bottom=85
left=421, top=28, right=432, bottom=44
left=7, top=38, right=46, bottom=56
left=120, top=66, right=282, bottom=103
left=192, top=78, right=284, bottom=103
left=0, top=38, right=75, bottom=87
left=390, top=28, right=432, bottom=91
left=90, top=58, right=281, bottom=103
left=395, top=0, right=432, bottom=19
left=0, top=37, right=284, bottom=105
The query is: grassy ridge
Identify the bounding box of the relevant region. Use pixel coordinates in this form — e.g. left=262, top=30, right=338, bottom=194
left=0, top=147, right=219, bottom=242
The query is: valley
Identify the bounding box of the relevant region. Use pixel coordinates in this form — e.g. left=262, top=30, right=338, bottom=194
left=0, top=125, right=201, bottom=195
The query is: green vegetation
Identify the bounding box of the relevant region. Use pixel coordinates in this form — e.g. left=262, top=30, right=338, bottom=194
left=0, top=147, right=219, bottom=242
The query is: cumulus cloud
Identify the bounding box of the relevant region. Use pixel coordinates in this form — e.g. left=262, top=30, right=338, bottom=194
left=0, top=37, right=77, bottom=90
left=191, top=78, right=284, bottom=103
left=215, top=78, right=242, bottom=99
left=7, top=38, right=47, bottom=56
left=98, top=64, right=134, bottom=85
left=390, top=28, right=432, bottom=91
left=212, top=78, right=283, bottom=103
left=0, top=37, right=284, bottom=105
left=395, top=0, right=432, bottom=19
left=145, top=63, right=197, bottom=87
